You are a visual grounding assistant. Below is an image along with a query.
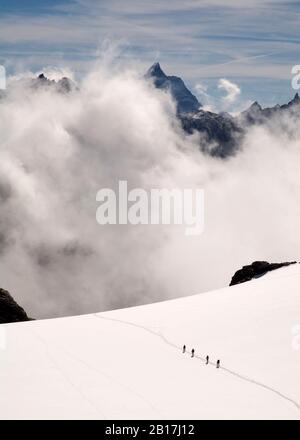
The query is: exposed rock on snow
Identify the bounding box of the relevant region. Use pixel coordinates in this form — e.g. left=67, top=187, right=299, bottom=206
left=0, top=288, right=31, bottom=324
left=230, top=261, right=297, bottom=286
left=1, top=263, right=300, bottom=419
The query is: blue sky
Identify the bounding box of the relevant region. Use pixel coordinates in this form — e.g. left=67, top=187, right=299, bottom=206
left=0, top=0, right=300, bottom=108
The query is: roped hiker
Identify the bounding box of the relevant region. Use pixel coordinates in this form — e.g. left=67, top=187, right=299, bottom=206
left=216, top=360, right=220, bottom=369
left=206, top=355, right=209, bottom=365
left=191, top=349, right=195, bottom=358
left=183, top=345, right=186, bottom=354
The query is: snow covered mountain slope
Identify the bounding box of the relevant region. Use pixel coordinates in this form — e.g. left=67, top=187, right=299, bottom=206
left=1, top=264, right=300, bottom=420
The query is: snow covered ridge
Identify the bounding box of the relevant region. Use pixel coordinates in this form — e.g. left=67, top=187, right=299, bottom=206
left=1, top=264, right=300, bottom=420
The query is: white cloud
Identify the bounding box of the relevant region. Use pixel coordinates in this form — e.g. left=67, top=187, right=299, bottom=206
left=194, top=82, right=216, bottom=112
left=195, top=82, right=208, bottom=95
left=1, top=56, right=300, bottom=320
left=218, top=78, right=241, bottom=105
left=40, top=66, right=75, bottom=81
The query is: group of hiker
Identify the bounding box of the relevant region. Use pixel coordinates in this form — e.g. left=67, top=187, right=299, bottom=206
left=182, top=345, right=220, bottom=369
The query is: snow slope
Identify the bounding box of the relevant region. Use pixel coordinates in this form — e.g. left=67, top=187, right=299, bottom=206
left=1, top=264, right=300, bottom=420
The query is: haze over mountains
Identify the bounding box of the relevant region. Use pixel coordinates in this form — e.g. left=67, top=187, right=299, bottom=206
left=1, top=62, right=300, bottom=320
left=147, top=63, right=300, bottom=157
left=3, top=63, right=299, bottom=158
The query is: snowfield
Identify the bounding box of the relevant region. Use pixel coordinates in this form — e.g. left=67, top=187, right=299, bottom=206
left=1, top=264, right=300, bottom=420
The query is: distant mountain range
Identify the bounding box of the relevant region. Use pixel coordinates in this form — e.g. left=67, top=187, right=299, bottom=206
left=147, top=63, right=300, bottom=157
left=2, top=65, right=300, bottom=158
left=241, top=93, right=300, bottom=125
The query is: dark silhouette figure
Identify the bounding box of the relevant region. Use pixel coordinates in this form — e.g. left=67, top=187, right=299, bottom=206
left=206, top=355, right=209, bottom=365
left=191, top=349, right=195, bottom=358
left=216, top=360, right=220, bottom=369
left=183, top=345, right=186, bottom=354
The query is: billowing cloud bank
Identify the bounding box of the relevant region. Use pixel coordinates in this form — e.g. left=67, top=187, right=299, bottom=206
left=0, top=61, right=300, bottom=319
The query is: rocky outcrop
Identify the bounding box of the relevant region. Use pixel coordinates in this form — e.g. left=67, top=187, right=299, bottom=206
left=179, top=110, right=243, bottom=157
left=230, top=261, right=297, bottom=286
left=146, top=63, right=243, bottom=156
left=0, top=288, right=31, bottom=324
left=31, top=73, right=77, bottom=94
left=241, top=93, right=300, bottom=126
left=146, top=62, right=201, bottom=114
left=146, top=63, right=300, bottom=158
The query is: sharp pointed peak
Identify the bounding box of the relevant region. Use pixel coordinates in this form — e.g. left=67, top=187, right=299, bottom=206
left=250, top=101, right=262, bottom=109
left=287, top=92, right=300, bottom=106
left=147, top=62, right=166, bottom=78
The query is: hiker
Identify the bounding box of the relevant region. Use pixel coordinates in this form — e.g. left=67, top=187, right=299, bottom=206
left=216, top=360, right=220, bottom=369
left=206, top=355, right=209, bottom=365
left=183, top=345, right=186, bottom=354
left=191, top=349, right=195, bottom=358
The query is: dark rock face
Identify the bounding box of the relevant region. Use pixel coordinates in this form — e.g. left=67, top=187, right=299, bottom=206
left=146, top=63, right=243, bottom=156
left=146, top=63, right=300, bottom=158
left=230, top=261, right=297, bottom=286
left=57, top=77, right=75, bottom=93
left=31, top=73, right=77, bottom=94
left=146, top=62, right=201, bottom=114
left=180, top=110, right=243, bottom=158
left=0, top=288, right=31, bottom=324
left=241, top=93, right=300, bottom=126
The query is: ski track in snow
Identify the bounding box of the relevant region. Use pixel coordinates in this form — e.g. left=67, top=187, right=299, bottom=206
left=93, top=314, right=300, bottom=417
left=30, top=326, right=161, bottom=418
left=31, top=328, right=107, bottom=420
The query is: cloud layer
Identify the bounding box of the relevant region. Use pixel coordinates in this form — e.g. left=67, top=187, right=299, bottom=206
left=218, top=78, right=241, bottom=105
left=1, top=60, right=300, bottom=319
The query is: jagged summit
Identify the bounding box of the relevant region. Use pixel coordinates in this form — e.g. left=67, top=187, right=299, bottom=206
left=32, top=73, right=77, bottom=94
left=147, top=62, right=166, bottom=78
left=146, top=62, right=201, bottom=114
left=250, top=101, right=262, bottom=110
left=242, top=91, right=300, bottom=126
left=288, top=92, right=300, bottom=105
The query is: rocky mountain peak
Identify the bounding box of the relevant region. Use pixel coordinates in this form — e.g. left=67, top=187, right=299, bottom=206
left=146, top=62, right=201, bottom=114
left=147, top=62, right=166, bottom=78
